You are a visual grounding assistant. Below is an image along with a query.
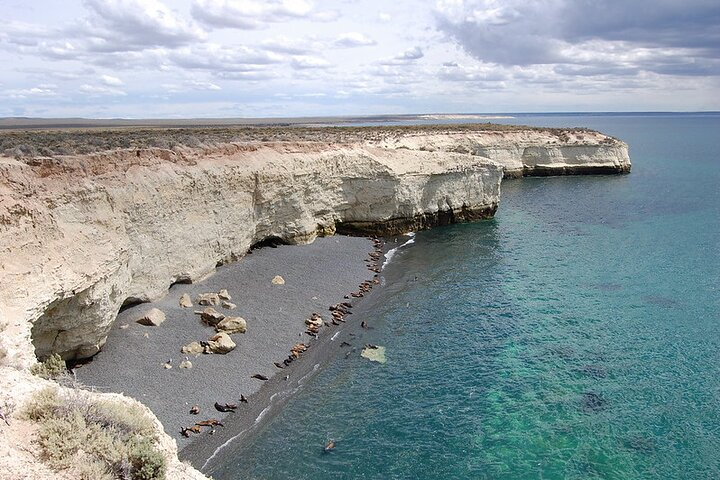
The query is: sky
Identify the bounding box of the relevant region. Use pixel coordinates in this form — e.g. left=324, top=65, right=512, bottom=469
left=1, top=0, right=719, bottom=118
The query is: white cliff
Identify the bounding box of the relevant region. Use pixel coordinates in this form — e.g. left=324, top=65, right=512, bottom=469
left=0, top=125, right=629, bottom=479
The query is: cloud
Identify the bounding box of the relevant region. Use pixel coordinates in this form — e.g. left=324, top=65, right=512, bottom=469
left=290, top=55, right=331, bottom=69
left=434, top=0, right=720, bottom=77
left=377, top=12, right=391, bottom=23
left=334, top=32, right=376, bottom=48
left=191, top=0, right=315, bottom=29
left=100, top=74, right=124, bottom=86
left=168, top=44, right=284, bottom=71
left=379, top=46, right=424, bottom=65
left=79, top=83, right=127, bottom=96
left=5, top=84, right=58, bottom=99
left=261, top=36, right=317, bottom=54
left=80, top=0, right=206, bottom=51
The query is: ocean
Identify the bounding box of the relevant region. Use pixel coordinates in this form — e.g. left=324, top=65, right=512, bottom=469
left=209, top=114, right=720, bottom=479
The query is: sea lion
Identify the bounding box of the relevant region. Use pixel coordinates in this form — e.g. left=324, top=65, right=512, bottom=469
left=361, top=321, right=369, bottom=329
left=340, top=341, right=352, bottom=347
left=180, top=427, right=191, bottom=437
left=196, top=419, right=223, bottom=427
left=189, top=405, right=200, bottom=415
left=252, top=373, right=269, bottom=381
left=365, top=344, right=378, bottom=349
left=240, top=394, right=249, bottom=403
left=215, top=402, right=237, bottom=412
left=274, top=362, right=285, bottom=369
left=324, top=440, right=335, bottom=452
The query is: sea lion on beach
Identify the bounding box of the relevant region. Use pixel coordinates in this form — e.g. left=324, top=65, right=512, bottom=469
left=252, top=373, right=269, bottom=381
left=189, top=405, right=200, bottom=415
left=361, top=321, right=369, bottom=329
left=215, top=402, right=237, bottom=412
left=196, top=419, right=223, bottom=427
left=240, top=394, right=249, bottom=403
left=274, top=362, right=285, bottom=369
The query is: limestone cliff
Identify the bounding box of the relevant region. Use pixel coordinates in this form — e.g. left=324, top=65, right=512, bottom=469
left=0, top=125, right=629, bottom=480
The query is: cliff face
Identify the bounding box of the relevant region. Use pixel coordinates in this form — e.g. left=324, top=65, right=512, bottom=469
left=373, top=129, right=630, bottom=177
left=0, top=142, right=503, bottom=367
left=0, top=127, right=629, bottom=366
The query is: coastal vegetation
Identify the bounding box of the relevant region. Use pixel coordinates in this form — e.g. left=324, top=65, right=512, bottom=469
left=24, top=386, right=167, bottom=480
left=0, top=123, right=601, bottom=159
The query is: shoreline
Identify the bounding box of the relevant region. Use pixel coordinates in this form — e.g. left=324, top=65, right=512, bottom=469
left=74, top=235, right=388, bottom=472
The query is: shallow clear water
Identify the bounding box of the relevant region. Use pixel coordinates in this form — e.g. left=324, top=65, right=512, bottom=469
left=210, top=114, right=720, bottom=479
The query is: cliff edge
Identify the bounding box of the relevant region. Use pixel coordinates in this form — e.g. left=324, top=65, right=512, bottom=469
left=0, top=124, right=629, bottom=479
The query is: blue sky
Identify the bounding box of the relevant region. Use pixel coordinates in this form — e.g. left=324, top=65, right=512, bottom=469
left=1, top=0, right=718, bottom=118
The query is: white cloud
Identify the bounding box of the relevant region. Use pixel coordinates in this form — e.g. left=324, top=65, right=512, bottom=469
left=191, top=0, right=315, bottom=29
left=290, top=55, right=331, bottom=69
left=379, top=46, right=424, bottom=65
left=378, top=12, right=391, bottom=23
left=79, top=83, right=127, bottom=96
left=100, top=74, right=124, bottom=86
left=80, top=0, right=206, bottom=51
left=334, top=32, right=376, bottom=48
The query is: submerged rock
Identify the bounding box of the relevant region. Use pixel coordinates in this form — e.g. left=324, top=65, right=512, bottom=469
left=136, top=308, right=166, bottom=327
left=361, top=345, right=386, bottom=364
left=216, top=316, right=247, bottom=334
left=581, top=391, right=607, bottom=413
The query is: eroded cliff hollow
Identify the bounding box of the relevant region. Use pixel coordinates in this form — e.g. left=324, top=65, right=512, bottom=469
left=0, top=125, right=629, bottom=368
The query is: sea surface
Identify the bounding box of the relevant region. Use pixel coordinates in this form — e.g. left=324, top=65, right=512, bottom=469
left=210, top=114, right=720, bottom=479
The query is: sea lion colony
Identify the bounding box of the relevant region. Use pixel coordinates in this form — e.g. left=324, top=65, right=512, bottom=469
left=177, top=237, right=386, bottom=440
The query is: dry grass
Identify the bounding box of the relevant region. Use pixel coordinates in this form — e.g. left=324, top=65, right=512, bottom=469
left=24, top=387, right=166, bottom=480
left=0, top=123, right=600, bottom=159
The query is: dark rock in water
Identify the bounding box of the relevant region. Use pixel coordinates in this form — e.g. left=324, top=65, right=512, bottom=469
left=548, top=345, right=575, bottom=360
left=580, top=364, right=608, bottom=379
left=623, top=434, right=656, bottom=453
left=581, top=392, right=607, bottom=413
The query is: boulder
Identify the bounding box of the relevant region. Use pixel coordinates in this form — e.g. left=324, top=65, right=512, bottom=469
left=179, top=360, right=193, bottom=369
left=216, top=316, right=247, bottom=334
left=181, top=341, right=204, bottom=355
left=271, top=275, right=285, bottom=285
left=179, top=293, right=193, bottom=308
left=361, top=345, right=387, bottom=364
left=206, top=333, right=236, bottom=354
left=196, top=307, right=225, bottom=326
left=222, top=301, right=237, bottom=310
left=197, top=293, right=220, bottom=306
left=136, top=308, right=166, bottom=327
left=218, top=289, right=232, bottom=301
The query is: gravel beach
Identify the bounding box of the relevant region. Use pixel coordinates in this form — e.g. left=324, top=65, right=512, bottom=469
left=74, top=235, right=382, bottom=464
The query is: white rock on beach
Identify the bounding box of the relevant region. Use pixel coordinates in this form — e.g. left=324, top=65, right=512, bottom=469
left=197, top=307, right=225, bottom=326
left=271, top=275, right=285, bottom=285
left=218, top=289, right=232, bottom=301
left=206, top=332, right=236, bottom=354
left=179, top=293, right=193, bottom=308
left=216, top=316, right=247, bottom=334
left=197, top=293, right=220, bottom=306
left=181, top=341, right=204, bottom=356
left=222, top=300, right=237, bottom=310
left=136, top=308, right=166, bottom=327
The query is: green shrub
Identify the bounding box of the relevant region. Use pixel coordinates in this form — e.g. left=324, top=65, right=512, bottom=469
left=30, top=353, right=67, bottom=380
left=24, top=387, right=166, bottom=480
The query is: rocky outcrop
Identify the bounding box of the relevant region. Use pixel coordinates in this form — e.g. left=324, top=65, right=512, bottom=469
left=372, top=129, right=630, bottom=177
left=0, top=126, right=629, bottom=369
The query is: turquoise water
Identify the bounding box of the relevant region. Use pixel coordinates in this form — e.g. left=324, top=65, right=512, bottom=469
left=211, top=114, right=720, bottom=479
